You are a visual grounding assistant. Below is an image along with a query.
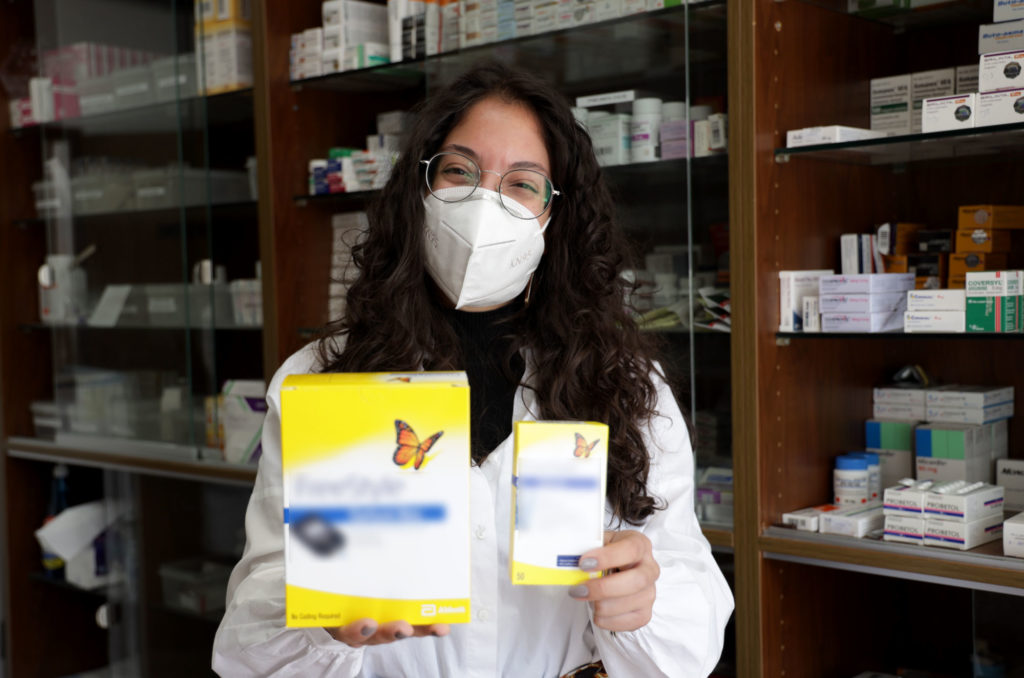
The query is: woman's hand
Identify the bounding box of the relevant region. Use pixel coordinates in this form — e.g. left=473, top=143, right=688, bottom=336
left=569, top=530, right=660, bottom=632
left=325, top=619, right=450, bottom=647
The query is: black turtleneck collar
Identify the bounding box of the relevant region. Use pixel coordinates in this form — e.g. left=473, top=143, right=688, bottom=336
left=445, top=302, right=527, bottom=463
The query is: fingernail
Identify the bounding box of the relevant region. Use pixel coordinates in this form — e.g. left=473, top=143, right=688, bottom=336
left=579, top=557, right=598, bottom=571
left=431, top=630, right=441, bottom=637
left=394, top=631, right=408, bottom=640
left=569, top=585, right=589, bottom=599
left=360, top=625, right=376, bottom=637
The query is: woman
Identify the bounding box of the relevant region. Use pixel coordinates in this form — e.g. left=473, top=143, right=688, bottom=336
left=213, top=61, right=732, bottom=677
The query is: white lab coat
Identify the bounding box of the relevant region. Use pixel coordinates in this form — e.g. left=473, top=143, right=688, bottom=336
left=212, top=343, right=733, bottom=677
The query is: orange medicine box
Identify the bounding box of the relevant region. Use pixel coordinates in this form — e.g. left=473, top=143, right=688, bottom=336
left=955, top=228, right=1012, bottom=254
left=949, top=252, right=1009, bottom=278
left=949, top=275, right=966, bottom=289
left=958, top=205, right=1024, bottom=231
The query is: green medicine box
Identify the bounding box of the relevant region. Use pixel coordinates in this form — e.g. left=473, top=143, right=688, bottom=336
left=966, top=295, right=1019, bottom=333
left=865, top=419, right=914, bottom=451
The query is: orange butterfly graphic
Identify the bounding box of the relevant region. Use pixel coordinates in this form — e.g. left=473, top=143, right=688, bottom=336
left=574, top=433, right=599, bottom=458
left=389, top=376, right=412, bottom=383
left=393, top=420, right=444, bottom=470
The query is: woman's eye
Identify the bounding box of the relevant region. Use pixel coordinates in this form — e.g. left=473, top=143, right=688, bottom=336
left=442, top=166, right=473, bottom=177
left=510, top=181, right=540, bottom=195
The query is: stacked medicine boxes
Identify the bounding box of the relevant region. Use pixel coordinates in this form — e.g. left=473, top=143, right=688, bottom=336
left=904, top=288, right=966, bottom=333
left=921, top=4, right=1024, bottom=132
left=883, top=479, right=1005, bottom=550
left=951, top=207, right=1021, bottom=288
left=818, top=273, right=914, bottom=333
left=290, top=0, right=389, bottom=80
left=195, top=0, right=253, bottom=95
left=966, top=269, right=1022, bottom=332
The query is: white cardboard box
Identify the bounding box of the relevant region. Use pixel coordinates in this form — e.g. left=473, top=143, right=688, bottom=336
left=996, top=0, right=1024, bottom=23
left=903, top=311, right=966, bottom=333
left=911, top=68, right=955, bottom=134
left=820, top=503, right=884, bottom=538
left=779, top=270, right=833, bottom=332
left=923, top=484, right=1004, bottom=522
left=819, top=291, right=906, bottom=313
left=873, top=449, right=915, bottom=489
left=1004, top=511, right=1024, bottom=558
left=883, top=484, right=928, bottom=516
left=871, top=74, right=912, bottom=136
left=926, top=385, right=1014, bottom=408
left=873, top=402, right=926, bottom=421
left=821, top=310, right=903, bottom=333
left=782, top=504, right=840, bottom=532
left=996, top=458, right=1024, bottom=511
left=873, top=387, right=927, bottom=406
left=924, top=513, right=1003, bottom=550
left=884, top=514, right=925, bottom=545
left=906, top=289, right=966, bottom=312
left=977, top=88, right=1024, bottom=126
left=916, top=457, right=992, bottom=485
left=926, top=401, right=1014, bottom=425
left=819, top=273, right=915, bottom=295
left=786, top=125, right=883, bottom=147
left=979, top=50, right=1024, bottom=92
left=979, top=20, right=1024, bottom=54
left=956, top=64, right=979, bottom=93
left=921, top=93, right=975, bottom=133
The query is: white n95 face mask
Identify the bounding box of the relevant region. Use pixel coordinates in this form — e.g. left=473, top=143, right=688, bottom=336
left=422, top=187, right=548, bottom=309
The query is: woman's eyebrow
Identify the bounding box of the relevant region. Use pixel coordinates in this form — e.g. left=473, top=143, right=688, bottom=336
left=439, top=143, right=549, bottom=174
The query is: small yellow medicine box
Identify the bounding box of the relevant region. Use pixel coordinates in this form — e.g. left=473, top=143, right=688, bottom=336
left=958, top=205, right=1024, bottom=231
left=510, top=421, right=608, bottom=586
left=954, top=228, right=1012, bottom=254
left=281, top=372, right=471, bottom=627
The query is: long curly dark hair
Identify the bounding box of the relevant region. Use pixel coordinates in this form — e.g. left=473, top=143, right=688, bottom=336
left=317, top=61, right=667, bottom=524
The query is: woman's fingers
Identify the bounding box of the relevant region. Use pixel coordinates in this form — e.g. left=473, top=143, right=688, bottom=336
left=326, top=620, right=451, bottom=647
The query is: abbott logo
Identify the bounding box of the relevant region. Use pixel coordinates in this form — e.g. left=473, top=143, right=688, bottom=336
left=421, top=604, right=437, bottom=617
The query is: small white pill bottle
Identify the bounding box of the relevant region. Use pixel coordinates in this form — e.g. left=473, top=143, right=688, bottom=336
left=834, top=454, right=870, bottom=505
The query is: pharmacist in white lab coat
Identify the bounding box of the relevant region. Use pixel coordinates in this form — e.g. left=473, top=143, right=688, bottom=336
left=213, top=61, right=733, bottom=678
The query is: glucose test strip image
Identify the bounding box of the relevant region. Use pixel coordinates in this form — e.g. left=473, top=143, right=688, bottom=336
left=281, top=372, right=471, bottom=628
left=511, top=421, right=608, bottom=586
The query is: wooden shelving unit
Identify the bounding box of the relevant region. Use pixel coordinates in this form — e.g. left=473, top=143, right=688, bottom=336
left=731, top=0, right=1024, bottom=674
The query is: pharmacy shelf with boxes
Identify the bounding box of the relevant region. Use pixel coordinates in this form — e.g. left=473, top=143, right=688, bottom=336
left=8, top=2, right=253, bottom=130
left=784, top=1, right=1024, bottom=149
left=778, top=204, right=1024, bottom=335
left=288, top=0, right=717, bottom=82
left=780, top=380, right=1024, bottom=560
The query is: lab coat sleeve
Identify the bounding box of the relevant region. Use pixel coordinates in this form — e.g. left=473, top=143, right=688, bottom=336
left=589, top=370, right=734, bottom=678
left=212, top=345, right=366, bottom=677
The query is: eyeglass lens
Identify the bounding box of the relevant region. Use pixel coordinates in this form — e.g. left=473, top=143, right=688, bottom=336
left=426, top=152, right=553, bottom=219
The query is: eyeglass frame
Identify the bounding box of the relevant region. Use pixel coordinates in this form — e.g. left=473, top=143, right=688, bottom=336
left=420, top=151, right=561, bottom=220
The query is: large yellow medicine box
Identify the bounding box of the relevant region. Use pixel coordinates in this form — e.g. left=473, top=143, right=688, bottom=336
left=958, top=205, right=1024, bottom=231
left=281, top=372, right=471, bottom=627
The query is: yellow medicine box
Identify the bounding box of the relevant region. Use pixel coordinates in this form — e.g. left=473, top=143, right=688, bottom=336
left=281, top=372, right=471, bottom=628
left=954, top=228, right=1012, bottom=254
left=958, top=205, right=1024, bottom=231
left=510, top=421, right=608, bottom=586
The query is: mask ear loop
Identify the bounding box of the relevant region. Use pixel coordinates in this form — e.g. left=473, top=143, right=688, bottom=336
left=524, top=274, right=534, bottom=306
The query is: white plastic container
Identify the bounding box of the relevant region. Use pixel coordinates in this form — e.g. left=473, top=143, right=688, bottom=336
left=850, top=451, right=881, bottom=501
left=834, top=454, right=870, bottom=505
left=661, top=100, right=686, bottom=122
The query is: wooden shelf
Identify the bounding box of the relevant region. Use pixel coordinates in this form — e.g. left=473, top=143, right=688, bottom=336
left=794, top=0, right=989, bottom=29
left=774, top=123, right=1024, bottom=166
left=760, top=526, right=1024, bottom=594
left=18, top=322, right=262, bottom=333
left=776, top=331, right=1024, bottom=342
left=701, top=524, right=735, bottom=550
left=6, top=436, right=256, bottom=486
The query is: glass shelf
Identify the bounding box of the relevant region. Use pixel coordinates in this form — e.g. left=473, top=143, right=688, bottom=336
left=6, top=436, right=256, bottom=486
left=294, top=157, right=727, bottom=208
left=8, top=88, right=254, bottom=137
left=794, top=0, right=989, bottom=29
left=774, top=123, right=1024, bottom=166
left=28, top=571, right=110, bottom=598
left=777, top=331, right=1024, bottom=341
left=16, top=200, right=258, bottom=227
left=761, top=525, right=1024, bottom=594
left=19, top=323, right=261, bottom=333
left=293, top=2, right=724, bottom=96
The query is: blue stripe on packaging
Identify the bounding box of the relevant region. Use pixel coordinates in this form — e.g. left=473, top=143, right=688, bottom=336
left=284, top=504, right=446, bottom=525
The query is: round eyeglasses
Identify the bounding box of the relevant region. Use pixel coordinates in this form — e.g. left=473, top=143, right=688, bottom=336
left=421, top=151, right=560, bottom=220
